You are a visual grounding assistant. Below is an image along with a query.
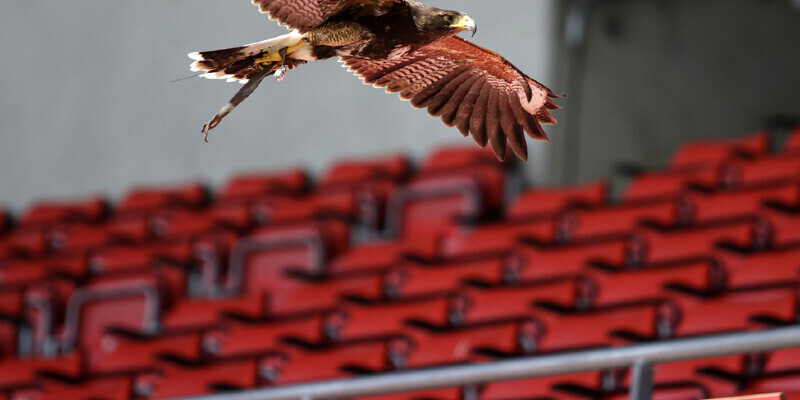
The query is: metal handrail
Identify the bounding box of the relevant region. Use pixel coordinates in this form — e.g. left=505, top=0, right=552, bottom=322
left=176, top=325, right=800, bottom=400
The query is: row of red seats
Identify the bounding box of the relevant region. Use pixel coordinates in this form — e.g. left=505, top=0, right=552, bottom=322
left=1, top=127, right=800, bottom=400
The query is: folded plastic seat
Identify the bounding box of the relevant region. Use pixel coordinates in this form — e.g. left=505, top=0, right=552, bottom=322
left=458, top=278, right=584, bottom=323
left=212, top=189, right=360, bottom=229
left=532, top=301, right=670, bottom=352
left=8, top=374, right=132, bottom=400
left=585, top=259, right=720, bottom=306
left=511, top=238, right=629, bottom=282
left=116, top=182, right=209, bottom=215
left=622, top=166, right=717, bottom=202
left=713, top=245, right=800, bottom=289
left=86, top=327, right=202, bottom=374
left=375, top=256, right=524, bottom=300
left=227, top=220, right=350, bottom=295
left=18, top=196, right=108, bottom=227
left=637, top=219, right=755, bottom=264
left=553, top=199, right=680, bottom=243
left=507, top=181, right=608, bottom=219
left=161, top=295, right=265, bottom=331
left=137, top=355, right=266, bottom=399
left=217, top=168, right=308, bottom=201
left=669, top=132, right=768, bottom=169
left=331, top=294, right=458, bottom=341
left=326, top=237, right=440, bottom=277
left=440, top=219, right=555, bottom=258
left=0, top=352, right=82, bottom=389
left=319, top=154, right=410, bottom=187
left=669, top=287, right=798, bottom=338
left=762, top=206, right=800, bottom=246
left=479, top=373, right=603, bottom=400
left=712, top=155, right=800, bottom=189
left=683, top=182, right=799, bottom=225
left=386, top=166, right=506, bottom=240
left=58, top=274, right=166, bottom=355
left=200, top=314, right=327, bottom=358
left=404, top=318, right=542, bottom=367
left=419, top=146, right=502, bottom=172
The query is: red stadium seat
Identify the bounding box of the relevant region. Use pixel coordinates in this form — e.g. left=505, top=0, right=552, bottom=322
left=217, top=168, right=308, bottom=200
left=31, top=375, right=132, bottom=400
left=715, top=155, right=800, bottom=189
left=460, top=278, right=582, bottom=323
left=533, top=302, right=667, bottom=352
left=669, top=132, right=768, bottom=169
left=763, top=207, right=800, bottom=247
left=116, top=182, right=209, bottom=215
left=480, top=373, right=603, bottom=400
left=638, top=220, right=754, bottom=264
left=405, top=319, right=540, bottom=366
left=327, top=237, right=439, bottom=275
left=685, top=183, right=799, bottom=224
left=0, top=353, right=82, bottom=388
left=18, top=196, right=107, bottom=227
left=622, top=166, right=717, bottom=202
left=0, top=259, right=50, bottom=287
left=88, top=329, right=202, bottom=374
left=508, top=181, right=608, bottom=219
left=201, top=314, right=326, bottom=357
left=378, top=257, right=516, bottom=299
left=59, top=275, right=164, bottom=353
left=513, top=238, right=628, bottom=282
left=229, top=220, right=350, bottom=294
left=387, top=168, right=504, bottom=240
left=587, top=259, right=720, bottom=306
left=600, top=382, right=710, bottom=400
left=264, top=273, right=383, bottom=316
left=441, top=219, right=554, bottom=258
left=671, top=287, right=798, bottom=337
left=554, top=199, right=679, bottom=242
left=320, top=154, right=410, bottom=187
left=162, top=296, right=265, bottom=331
left=419, top=146, right=500, bottom=172
left=713, top=246, right=800, bottom=289
left=784, top=124, right=800, bottom=153
left=212, top=189, right=359, bottom=228
left=141, top=356, right=264, bottom=398
left=333, top=295, right=456, bottom=340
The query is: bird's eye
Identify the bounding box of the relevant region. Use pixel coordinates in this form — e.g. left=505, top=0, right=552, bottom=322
left=444, top=15, right=453, bottom=23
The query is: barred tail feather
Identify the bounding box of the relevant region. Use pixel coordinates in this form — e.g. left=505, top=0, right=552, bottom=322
left=188, top=30, right=305, bottom=83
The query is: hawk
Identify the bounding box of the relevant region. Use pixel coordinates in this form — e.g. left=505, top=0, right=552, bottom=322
left=190, top=0, right=561, bottom=161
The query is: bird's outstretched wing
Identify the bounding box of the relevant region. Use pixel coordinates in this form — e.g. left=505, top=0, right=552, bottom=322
left=252, top=0, right=404, bottom=33
left=342, top=36, right=561, bottom=161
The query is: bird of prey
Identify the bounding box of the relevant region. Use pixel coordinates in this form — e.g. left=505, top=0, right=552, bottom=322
left=189, top=0, right=561, bottom=161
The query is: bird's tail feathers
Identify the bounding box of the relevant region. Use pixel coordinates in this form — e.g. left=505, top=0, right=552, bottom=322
left=189, top=31, right=306, bottom=83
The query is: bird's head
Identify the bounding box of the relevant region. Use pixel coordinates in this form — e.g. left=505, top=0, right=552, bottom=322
left=411, top=3, right=477, bottom=37
left=442, top=11, right=477, bottom=36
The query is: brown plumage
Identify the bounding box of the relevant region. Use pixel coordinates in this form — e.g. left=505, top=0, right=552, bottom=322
left=190, top=0, right=561, bottom=161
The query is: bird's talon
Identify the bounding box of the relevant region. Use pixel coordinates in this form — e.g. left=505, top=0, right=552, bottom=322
left=202, top=116, right=222, bottom=142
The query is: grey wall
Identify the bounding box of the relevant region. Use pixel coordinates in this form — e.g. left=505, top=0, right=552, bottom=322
left=0, top=0, right=557, bottom=212
left=547, top=0, right=800, bottom=186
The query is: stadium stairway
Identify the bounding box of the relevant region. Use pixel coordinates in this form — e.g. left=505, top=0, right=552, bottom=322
left=1, top=125, right=800, bottom=399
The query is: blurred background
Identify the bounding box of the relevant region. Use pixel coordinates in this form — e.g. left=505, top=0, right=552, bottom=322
left=1, top=0, right=799, bottom=209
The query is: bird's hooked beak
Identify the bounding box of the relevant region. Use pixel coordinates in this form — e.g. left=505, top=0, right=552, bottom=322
left=450, top=14, right=477, bottom=37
